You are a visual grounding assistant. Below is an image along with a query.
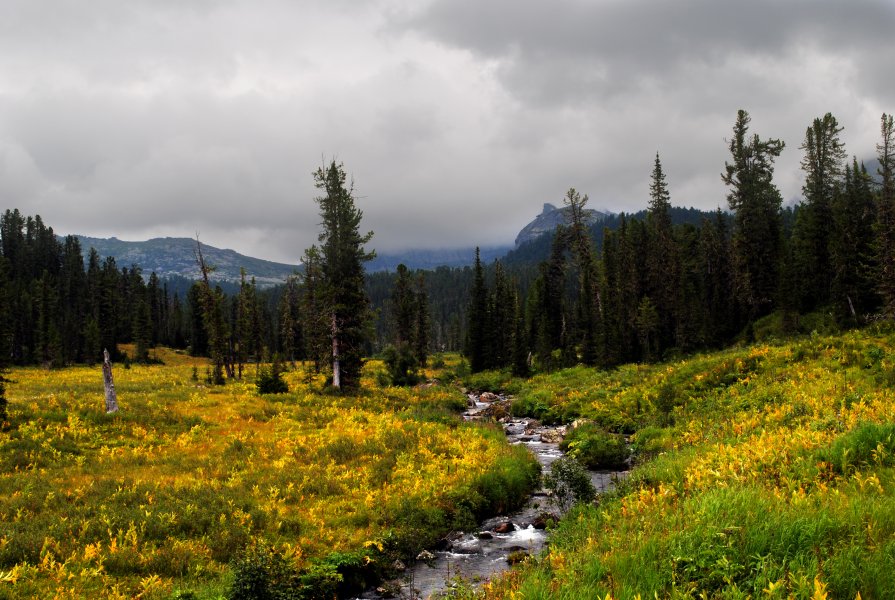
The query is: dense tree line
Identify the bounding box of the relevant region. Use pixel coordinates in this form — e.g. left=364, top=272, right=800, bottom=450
left=465, top=110, right=895, bottom=373
left=3, top=111, right=892, bottom=384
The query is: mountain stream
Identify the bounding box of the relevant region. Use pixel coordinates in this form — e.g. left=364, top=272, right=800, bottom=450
left=358, top=392, right=628, bottom=599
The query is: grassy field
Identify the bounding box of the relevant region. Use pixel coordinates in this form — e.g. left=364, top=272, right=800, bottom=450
left=465, top=326, right=895, bottom=599
left=0, top=349, right=538, bottom=599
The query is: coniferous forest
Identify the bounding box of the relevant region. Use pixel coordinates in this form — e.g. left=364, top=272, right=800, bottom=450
left=1, top=111, right=893, bottom=382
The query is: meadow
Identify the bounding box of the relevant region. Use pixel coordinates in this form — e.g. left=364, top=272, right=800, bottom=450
left=466, top=326, right=895, bottom=599
left=0, top=349, right=538, bottom=599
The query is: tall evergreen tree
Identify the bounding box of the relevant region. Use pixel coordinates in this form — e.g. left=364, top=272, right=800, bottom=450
left=793, top=112, right=847, bottom=308
left=466, top=248, right=489, bottom=373
left=646, top=153, right=678, bottom=351
left=194, top=239, right=232, bottom=383
left=279, top=275, right=302, bottom=364
left=564, top=188, right=602, bottom=366
left=876, top=113, right=895, bottom=318
left=830, top=159, right=877, bottom=323
left=391, top=264, right=416, bottom=346
left=311, top=161, right=375, bottom=390
left=299, top=245, right=330, bottom=374
left=414, top=273, right=430, bottom=367
left=722, top=109, right=785, bottom=319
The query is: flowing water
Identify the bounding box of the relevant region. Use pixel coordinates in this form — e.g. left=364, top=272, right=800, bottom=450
left=359, top=393, right=627, bottom=599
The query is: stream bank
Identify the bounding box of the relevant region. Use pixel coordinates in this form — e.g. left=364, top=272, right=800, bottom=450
left=359, top=392, right=627, bottom=599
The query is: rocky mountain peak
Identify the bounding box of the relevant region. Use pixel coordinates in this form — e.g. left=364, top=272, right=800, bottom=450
left=515, top=203, right=608, bottom=247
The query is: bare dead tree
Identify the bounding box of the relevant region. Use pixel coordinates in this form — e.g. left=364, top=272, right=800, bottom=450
left=102, top=349, right=119, bottom=413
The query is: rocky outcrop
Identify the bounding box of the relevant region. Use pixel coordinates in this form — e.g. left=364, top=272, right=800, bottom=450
left=514, top=203, right=608, bottom=247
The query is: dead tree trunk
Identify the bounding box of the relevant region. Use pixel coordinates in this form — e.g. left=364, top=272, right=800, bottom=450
left=331, top=313, right=341, bottom=389
left=102, top=348, right=119, bottom=413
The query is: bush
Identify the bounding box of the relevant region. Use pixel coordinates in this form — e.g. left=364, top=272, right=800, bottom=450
left=560, top=422, right=629, bottom=470
left=543, top=455, right=596, bottom=512
left=257, top=356, right=289, bottom=395
left=229, top=540, right=300, bottom=600
left=380, top=344, right=419, bottom=386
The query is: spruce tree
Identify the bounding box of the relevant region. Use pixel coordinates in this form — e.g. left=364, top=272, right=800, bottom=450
left=794, top=113, right=847, bottom=308
left=391, top=264, right=416, bottom=346
left=310, top=161, right=375, bottom=390
left=279, top=275, right=302, bottom=364
left=386, top=263, right=419, bottom=384
left=299, top=245, right=330, bottom=374
left=722, top=109, right=785, bottom=319
left=564, top=188, right=601, bottom=365
left=646, top=153, right=678, bottom=351
left=876, top=113, right=895, bottom=318
left=466, top=247, right=489, bottom=373
left=830, top=159, right=877, bottom=324
left=414, top=273, right=430, bottom=367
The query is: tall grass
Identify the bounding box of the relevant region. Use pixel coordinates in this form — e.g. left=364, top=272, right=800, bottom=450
left=0, top=353, right=538, bottom=598
left=481, top=327, right=895, bottom=599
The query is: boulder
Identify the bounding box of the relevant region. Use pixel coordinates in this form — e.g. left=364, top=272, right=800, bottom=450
left=480, top=391, right=500, bottom=403
left=416, top=549, right=436, bottom=562
left=492, top=521, right=514, bottom=534
left=376, top=581, right=402, bottom=598
left=540, top=428, right=564, bottom=444
left=391, top=559, right=406, bottom=572
left=475, top=531, right=493, bottom=540
left=532, top=512, right=559, bottom=530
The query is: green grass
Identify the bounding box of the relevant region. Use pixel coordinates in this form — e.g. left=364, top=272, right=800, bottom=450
left=479, top=325, right=895, bottom=599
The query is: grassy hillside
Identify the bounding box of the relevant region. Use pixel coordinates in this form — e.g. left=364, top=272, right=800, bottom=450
left=471, top=326, right=895, bottom=599
left=0, top=350, right=538, bottom=599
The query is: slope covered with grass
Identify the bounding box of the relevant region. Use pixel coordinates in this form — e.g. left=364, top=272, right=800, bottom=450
left=0, top=350, right=538, bottom=599
left=479, top=327, right=895, bottom=599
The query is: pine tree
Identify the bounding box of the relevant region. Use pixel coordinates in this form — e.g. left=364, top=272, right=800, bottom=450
left=414, top=273, right=430, bottom=367
left=311, top=161, right=375, bottom=390
left=564, top=188, right=601, bottom=365
left=466, top=247, right=489, bottom=373
left=299, top=245, right=330, bottom=374
left=236, top=269, right=261, bottom=378
left=194, top=239, right=231, bottom=384
left=830, top=159, right=877, bottom=324
left=386, top=263, right=420, bottom=384
left=722, top=109, right=785, bottom=319
left=646, top=153, right=678, bottom=351
left=876, top=113, right=895, bottom=318
left=279, top=275, right=302, bottom=364
left=490, top=260, right=514, bottom=368
left=391, top=264, right=416, bottom=346
left=794, top=112, right=847, bottom=308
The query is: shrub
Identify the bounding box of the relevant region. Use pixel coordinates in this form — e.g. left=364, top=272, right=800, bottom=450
left=257, top=356, right=289, bottom=395
left=543, top=455, right=596, bottom=512
left=380, top=344, right=419, bottom=386
left=228, top=540, right=300, bottom=600
left=560, top=423, right=629, bottom=470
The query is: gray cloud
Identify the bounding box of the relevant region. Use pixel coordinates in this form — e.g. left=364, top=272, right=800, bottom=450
left=0, top=0, right=892, bottom=262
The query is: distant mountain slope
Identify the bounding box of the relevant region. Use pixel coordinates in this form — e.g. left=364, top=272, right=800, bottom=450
left=367, top=246, right=511, bottom=272
left=75, top=236, right=299, bottom=286
left=73, top=235, right=514, bottom=285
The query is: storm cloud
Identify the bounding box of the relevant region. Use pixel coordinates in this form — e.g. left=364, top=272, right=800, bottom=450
left=0, top=0, right=892, bottom=262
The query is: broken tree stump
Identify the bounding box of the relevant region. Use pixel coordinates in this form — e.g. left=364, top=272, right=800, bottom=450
left=102, top=348, right=119, bottom=413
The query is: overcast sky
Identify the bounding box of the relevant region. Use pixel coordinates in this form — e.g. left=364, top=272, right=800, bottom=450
left=0, top=0, right=892, bottom=263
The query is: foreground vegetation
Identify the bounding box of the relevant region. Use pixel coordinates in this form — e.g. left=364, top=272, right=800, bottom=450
left=467, top=325, right=895, bottom=599
left=0, top=349, right=538, bottom=598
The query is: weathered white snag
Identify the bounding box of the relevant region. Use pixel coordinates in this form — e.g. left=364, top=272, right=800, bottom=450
left=102, top=349, right=119, bottom=413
